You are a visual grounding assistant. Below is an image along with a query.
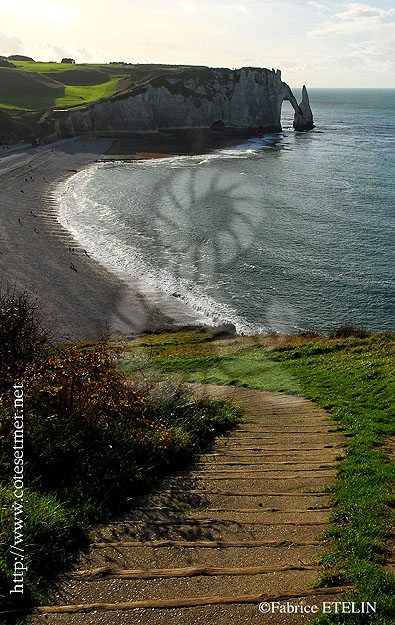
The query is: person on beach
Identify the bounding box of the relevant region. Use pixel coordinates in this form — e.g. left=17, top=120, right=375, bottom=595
left=18, top=218, right=23, bottom=225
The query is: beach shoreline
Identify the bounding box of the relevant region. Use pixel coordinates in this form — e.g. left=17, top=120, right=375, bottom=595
left=0, top=137, right=214, bottom=341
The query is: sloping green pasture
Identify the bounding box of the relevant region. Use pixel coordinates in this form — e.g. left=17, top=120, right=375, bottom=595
left=0, top=61, right=208, bottom=111
left=0, top=63, right=129, bottom=110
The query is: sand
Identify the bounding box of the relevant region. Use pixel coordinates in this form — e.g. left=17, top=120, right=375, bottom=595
left=0, top=137, right=202, bottom=341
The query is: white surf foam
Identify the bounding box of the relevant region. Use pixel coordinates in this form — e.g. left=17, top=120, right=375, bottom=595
left=57, top=164, right=265, bottom=335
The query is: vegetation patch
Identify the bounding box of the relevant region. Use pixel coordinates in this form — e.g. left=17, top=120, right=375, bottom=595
left=42, top=69, right=110, bottom=86
left=0, top=68, right=64, bottom=111
left=0, top=293, right=241, bottom=620
left=0, top=64, right=129, bottom=111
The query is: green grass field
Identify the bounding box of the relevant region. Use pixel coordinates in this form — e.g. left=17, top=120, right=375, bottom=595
left=0, top=63, right=129, bottom=111
left=0, top=61, right=205, bottom=112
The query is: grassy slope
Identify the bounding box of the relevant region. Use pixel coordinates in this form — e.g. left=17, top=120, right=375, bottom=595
left=0, top=62, right=129, bottom=111
left=120, top=330, right=395, bottom=624
left=0, top=68, right=64, bottom=111
left=0, top=61, right=208, bottom=111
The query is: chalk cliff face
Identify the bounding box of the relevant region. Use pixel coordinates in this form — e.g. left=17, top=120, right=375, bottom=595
left=52, top=67, right=314, bottom=137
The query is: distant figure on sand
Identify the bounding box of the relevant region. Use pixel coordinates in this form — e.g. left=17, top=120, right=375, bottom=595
left=69, top=261, right=77, bottom=271
left=18, top=218, right=23, bottom=226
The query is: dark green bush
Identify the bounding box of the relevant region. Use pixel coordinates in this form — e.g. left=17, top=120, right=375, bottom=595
left=328, top=324, right=371, bottom=339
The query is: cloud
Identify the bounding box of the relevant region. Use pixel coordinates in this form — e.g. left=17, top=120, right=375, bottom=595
left=0, top=31, right=25, bottom=55
left=308, top=1, right=330, bottom=12
left=0, top=30, right=24, bottom=54
left=309, top=2, right=395, bottom=37
left=34, top=41, right=109, bottom=63
left=336, top=3, right=395, bottom=20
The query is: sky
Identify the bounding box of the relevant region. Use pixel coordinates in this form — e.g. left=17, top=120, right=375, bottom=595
left=0, top=0, right=394, bottom=87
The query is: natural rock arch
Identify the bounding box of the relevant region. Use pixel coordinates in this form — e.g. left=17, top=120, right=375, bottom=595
left=282, top=84, right=314, bottom=131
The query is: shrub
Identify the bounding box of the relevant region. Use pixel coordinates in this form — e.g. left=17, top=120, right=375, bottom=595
left=328, top=323, right=371, bottom=339
left=0, top=286, right=48, bottom=392
left=0, top=325, right=241, bottom=615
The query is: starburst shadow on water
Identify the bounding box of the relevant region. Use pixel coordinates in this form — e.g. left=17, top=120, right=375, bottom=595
left=129, top=155, right=302, bottom=392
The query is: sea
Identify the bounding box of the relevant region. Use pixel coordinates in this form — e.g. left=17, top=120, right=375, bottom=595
left=58, top=88, right=395, bottom=335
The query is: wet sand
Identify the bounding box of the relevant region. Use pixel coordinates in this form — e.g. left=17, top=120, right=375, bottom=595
left=0, top=138, right=203, bottom=341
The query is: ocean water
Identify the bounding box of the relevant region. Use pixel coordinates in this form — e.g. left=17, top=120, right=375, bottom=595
left=58, top=89, right=395, bottom=334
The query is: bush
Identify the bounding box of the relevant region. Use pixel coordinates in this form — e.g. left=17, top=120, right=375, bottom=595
left=328, top=323, right=371, bottom=339
left=0, top=336, right=241, bottom=613
left=0, top=286, right=48, bottom=392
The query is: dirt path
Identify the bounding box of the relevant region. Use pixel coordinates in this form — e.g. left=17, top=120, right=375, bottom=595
left=27, top=386, right=348, bottom=624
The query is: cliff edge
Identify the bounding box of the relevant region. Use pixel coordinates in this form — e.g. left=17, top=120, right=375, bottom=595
left=49, top=67, right=313, bottom=139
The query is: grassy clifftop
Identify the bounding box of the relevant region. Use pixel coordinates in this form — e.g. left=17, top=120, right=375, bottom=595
left=0, top=61, right=208, bottom=112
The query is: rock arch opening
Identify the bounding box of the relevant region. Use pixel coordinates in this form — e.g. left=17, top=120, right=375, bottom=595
left=281, top=85, right=314, bottom=131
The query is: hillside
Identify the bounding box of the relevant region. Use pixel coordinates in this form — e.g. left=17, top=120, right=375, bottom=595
left=0, top=61, right=206, bottom=111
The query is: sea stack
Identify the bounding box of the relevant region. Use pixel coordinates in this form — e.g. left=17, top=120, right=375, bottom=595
left=293, top=85, right=314, bottom=131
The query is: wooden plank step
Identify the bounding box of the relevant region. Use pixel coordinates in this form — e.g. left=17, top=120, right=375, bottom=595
left=192, top=460, right=336, bottom=469
left=108, top=519, right=329, bottom=526
left=160, top=490, right=330, bottom=496
left=225, top=431, right=335, bottom=435
left=33, top=587, right=351, bottom=613
left=132, top=507, right=331, bottom=513
left=91, top=539, right=325, bottom=548
left=174, top=472, right=334, bottom=479
left=205, top=450, right=336, bottom=455
left=69, top=563, right=319, bottom=581
left=211, top=446, right=340, bottom=451
left=172, top=467, right=333, bottom=479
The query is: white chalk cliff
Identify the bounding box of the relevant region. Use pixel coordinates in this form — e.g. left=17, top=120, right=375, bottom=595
left=52, top=67, right=314, bottom=137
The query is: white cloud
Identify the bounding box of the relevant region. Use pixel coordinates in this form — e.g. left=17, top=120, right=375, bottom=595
left=0, top=30, right=24, bottom=55
left=308, top=2, right=330, bottom=12
left=336, top=3, right=395, bottom=20
left=309, top=2, right=395, bottom=37
left=34, top=41, right=109, bottom=63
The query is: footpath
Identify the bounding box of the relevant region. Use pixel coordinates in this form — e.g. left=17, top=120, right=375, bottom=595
left=28, top=385, right=347, bottom=625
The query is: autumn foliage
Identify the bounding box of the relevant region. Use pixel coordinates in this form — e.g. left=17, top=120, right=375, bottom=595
left=0, top=291, right=241, bottom=614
